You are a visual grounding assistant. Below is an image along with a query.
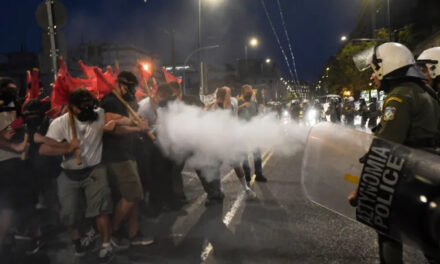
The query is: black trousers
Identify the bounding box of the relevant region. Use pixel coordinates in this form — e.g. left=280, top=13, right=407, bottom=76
left=378, top=233, right=403, bottom=264
left=243, top=149, right=263, bottom=181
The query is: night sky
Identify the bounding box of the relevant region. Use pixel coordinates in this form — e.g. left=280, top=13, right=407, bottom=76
left=0, top=0, right=361, bottom=82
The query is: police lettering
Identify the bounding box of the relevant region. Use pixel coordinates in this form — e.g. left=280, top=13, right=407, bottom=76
left=356, top=144, right=405, bottom=232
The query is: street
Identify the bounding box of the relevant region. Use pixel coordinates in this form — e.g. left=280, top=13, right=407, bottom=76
left=37, top=147, right=427, bottom=264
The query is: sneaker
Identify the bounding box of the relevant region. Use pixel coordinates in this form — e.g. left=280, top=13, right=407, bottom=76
left=255, top=175, right=268, bottom=182
left=99, top=244, right=115, bottom=263
left=81, top=227, right=99, bottom=247
left=74, top=242, right=87, bottom=257
left=110, top=232, right=130, bottom=250
left=245, top=188, right=257, bottom=199
left=26, top=237, right=44, bottom=255
left=130, top=232, right=154, bottom=246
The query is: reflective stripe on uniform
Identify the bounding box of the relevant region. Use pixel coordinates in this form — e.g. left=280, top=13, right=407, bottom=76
left=385, top=96, right=403, bottom=106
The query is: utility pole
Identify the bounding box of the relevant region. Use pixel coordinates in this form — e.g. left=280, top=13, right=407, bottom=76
left=45, top=0, right=58, bottom=81
left=198, top=0, right=205, bottom=94
left=172, top=30, right=176, bottom=74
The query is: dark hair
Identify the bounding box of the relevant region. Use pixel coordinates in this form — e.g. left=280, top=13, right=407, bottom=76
left=69, top=88, right=95, bottom=107
left=117, top=71, right=138, bottom=87
left=23, top=99, right=51, bottom=113
left=169, top=81, right=181, bottom=93
left=0, top=77, right=16, bottom=90
left=156, top=83, right=174, bottom=98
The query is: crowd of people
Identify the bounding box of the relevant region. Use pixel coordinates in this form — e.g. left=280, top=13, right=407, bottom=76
left=0, top=68, right=267, bottom=262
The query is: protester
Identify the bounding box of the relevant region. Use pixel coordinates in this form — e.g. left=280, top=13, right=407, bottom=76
left=101, top=71, right=154, bottom=247
left=137, top=82, right=183, bottom=214
left=39, top=88, right=114, bottom=260
left=205, top=87, right=257, bottom=200
left=0, top=78, right=31, bottom=257
left=238, top=84, right=267, bottom=183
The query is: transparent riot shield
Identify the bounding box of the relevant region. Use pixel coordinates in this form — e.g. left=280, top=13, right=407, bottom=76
left=301, top=122, right=373, bottom=220
left=301, top=122, right=440, bottom=259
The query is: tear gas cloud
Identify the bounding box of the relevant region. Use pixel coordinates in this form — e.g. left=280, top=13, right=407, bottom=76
left=156, top=102, right=309, bottom=169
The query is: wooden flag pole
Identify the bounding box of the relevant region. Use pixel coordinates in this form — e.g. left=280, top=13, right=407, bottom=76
left=68, top=109, right=82, bottom=165
left=111, top=90, right=156, bottom=141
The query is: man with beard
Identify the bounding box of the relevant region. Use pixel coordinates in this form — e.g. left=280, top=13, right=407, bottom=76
left=100, top=71, right=154, bottom=248
left=238, top=84, right=268, bottom=183
left=39, top=88, right=113, bottom=261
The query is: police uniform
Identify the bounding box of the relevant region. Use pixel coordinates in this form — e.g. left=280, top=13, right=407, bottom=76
left=376, top=81, right=439, bottom=146
left=375, top=80, right=440, bottom=264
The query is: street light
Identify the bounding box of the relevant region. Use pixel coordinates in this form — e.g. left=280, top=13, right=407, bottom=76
left=341, top=35, right=348, bottom=42
left=249, top=37, right=259, bottom=47
left=266, top=58, right=271, bottom=64
left=244, top=37, right=259, bottom=72
left=326, top=67, right=330, bottom=71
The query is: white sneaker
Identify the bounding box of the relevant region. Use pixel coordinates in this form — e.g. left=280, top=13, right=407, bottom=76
left=81, top=227, right=99, bottom=247
left=245, top=188, right=257, bottom=199
left=99, top=244, right=114, bottom=263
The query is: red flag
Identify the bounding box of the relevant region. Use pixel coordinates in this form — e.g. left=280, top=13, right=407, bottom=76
left=163, top=67, right=182, bottom=84
left=78, top=60, right=97, bottom=79
left=151, top=77, right=158, bottom=96
left=51, top=58, right=70, bottom=107
left=26, top=70, right=31, bottom=87
left=23, top=68, right=42, bottom=111
left=94, top=68, right=115, bottom=98
left=51, top=58, right=98, bottom=108
left=135, top=87, right=148, bottom=102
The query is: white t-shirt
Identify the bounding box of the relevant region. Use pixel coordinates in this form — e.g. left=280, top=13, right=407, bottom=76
left=45, top=108, right=105, bottom=170
left=0, top=105, right=21, bottom=162
left=137, top=97, right=157, bottom=127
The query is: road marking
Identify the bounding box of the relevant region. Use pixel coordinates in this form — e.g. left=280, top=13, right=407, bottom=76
left=173, top=151, right=270, bottom=244
left=249, top=150, right=270, bottom=186
left=201, top=150, right=274, bottom=262
left=344, top=174, right=360, bottom=184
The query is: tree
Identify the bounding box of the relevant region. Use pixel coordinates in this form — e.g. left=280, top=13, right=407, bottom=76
left=323, top=26, right=415, bottom=98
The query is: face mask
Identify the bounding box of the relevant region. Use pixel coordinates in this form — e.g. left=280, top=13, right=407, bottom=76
left=0, top=87, right=18, bottom=105
left=244, top=93, right=252, bottom=102
left=23, top=113, right=44, bottom=134
left=76, top=104, right=98, bottom=122
left=122, top=90, right=135, bottom=102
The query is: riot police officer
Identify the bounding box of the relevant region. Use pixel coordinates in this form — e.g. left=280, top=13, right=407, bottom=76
left=417, top=47, right=440, bottom=93
left=367, top=97, right=380, bottom=129
left=290, top=100, right=301, bottom=121
left=353, top=42, right=440, bottom=263
left=343, top=96, right=356, bottom=127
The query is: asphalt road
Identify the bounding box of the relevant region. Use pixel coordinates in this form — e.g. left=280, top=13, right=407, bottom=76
left=22, top=145, right=428, bottom=264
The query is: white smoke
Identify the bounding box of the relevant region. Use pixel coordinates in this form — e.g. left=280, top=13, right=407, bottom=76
left=156, top=101, right=309, bottom=170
